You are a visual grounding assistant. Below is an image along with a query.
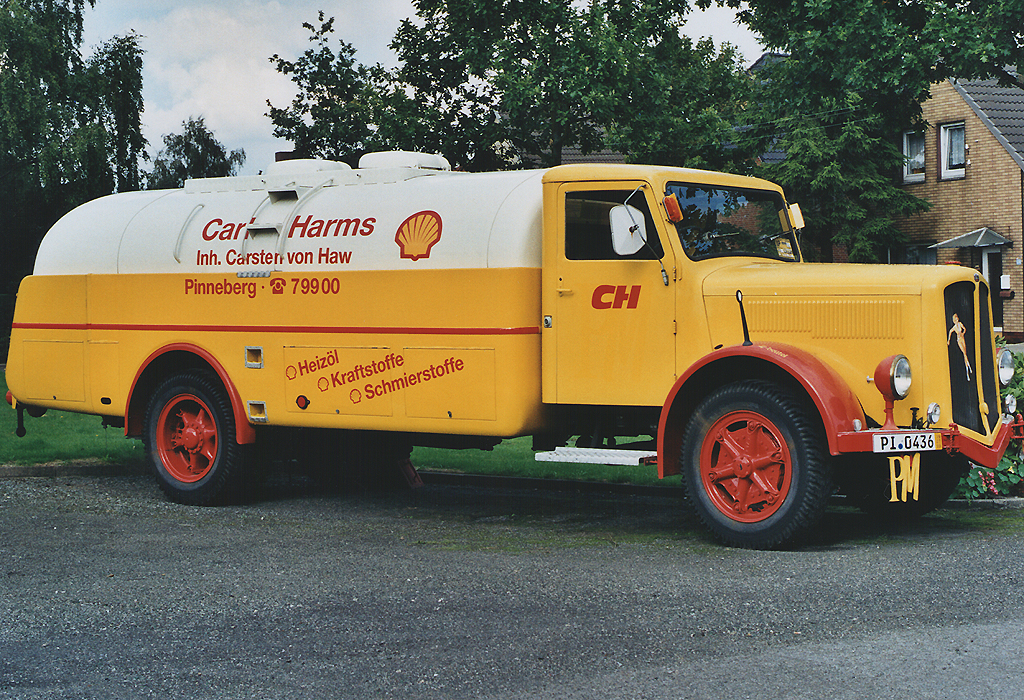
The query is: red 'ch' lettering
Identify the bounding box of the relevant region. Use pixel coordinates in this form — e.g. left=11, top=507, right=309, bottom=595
left=592, top=284, right=641, bottom=309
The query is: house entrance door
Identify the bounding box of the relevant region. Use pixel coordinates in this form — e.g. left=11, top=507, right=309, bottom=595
left=982, top=247, right=1004, bottom=331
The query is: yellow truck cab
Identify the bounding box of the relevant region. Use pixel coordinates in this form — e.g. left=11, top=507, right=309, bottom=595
left=7, top=151, right=1021, bottom=548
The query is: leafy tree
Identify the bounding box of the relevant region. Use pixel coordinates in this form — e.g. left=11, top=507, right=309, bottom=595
left=391, top=0, right=752, bottom=169
left=392, top=0, right=631, bottom=168
left=148, top=117, right=246, bottom=189
left=709, top=0, right=1024, bottom=260
left=609, top=33, right=753, bottom=171
left=2, top=0, right=93, bottom=233
left=732, top=0, right=1024, bottom=91
left=268, top=9, right=511, bottom=169
left=1, top=1, right=145, bottom=215
left=86, top=33, right=147, bottom=193
left=269, top=2, right=753, bottom=171
left=267, top=13, right=375, bottom=165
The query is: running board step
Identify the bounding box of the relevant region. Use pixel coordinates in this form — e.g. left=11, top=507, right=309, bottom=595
left=534, top=447, right=657, bottom=466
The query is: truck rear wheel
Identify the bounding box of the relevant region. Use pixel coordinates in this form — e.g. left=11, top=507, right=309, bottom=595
left=681, top=381, right=831, bottom=549
left=144, top=370, right=246, bottom=505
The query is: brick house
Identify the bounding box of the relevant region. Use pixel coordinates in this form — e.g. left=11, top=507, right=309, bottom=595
left=895, top=71, right=1024, bottom=340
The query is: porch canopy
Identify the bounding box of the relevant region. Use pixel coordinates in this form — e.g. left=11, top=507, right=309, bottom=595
left=929, top=227, right=1012, bottom=248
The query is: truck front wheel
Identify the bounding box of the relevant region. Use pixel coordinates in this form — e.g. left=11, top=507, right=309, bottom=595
left=681, top=381, right=831, bottom=549
left=144, top=370, right=246, bottom=505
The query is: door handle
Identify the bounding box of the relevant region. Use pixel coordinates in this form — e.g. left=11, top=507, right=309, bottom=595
left=556, top=288, right=573, bottom=296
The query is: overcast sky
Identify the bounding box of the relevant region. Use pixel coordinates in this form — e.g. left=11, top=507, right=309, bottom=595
left=82, top=0, right=766, bottom=176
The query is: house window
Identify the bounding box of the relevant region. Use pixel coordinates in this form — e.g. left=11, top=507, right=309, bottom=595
left=902, top=244, right=937, bottom=265
left=903, top=131, right=925, bottom=183
left=940, top=122, right=966, bottom=180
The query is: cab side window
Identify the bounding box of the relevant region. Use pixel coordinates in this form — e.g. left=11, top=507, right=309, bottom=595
left=565, top=190, right=663, bottom=260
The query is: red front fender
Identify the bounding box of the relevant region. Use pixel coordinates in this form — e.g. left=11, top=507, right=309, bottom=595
left=656, top=343, right=866, bottom=478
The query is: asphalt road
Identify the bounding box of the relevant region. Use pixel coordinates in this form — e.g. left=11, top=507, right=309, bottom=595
left=2, top=470, right=1024, bottom=699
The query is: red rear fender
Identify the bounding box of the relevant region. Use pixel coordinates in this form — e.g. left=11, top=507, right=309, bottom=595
left=125, top=343, right=256, bottom=445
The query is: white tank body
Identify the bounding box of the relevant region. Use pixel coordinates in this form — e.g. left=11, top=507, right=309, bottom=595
left=33, top=155, right=546, bottom=276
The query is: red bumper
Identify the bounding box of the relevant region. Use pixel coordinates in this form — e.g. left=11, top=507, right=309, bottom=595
left=835, top=414, right=1024, bottom=469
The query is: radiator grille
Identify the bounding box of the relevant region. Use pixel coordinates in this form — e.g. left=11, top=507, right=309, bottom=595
left=978, top=282, right=998, bottom=432
left=944, top=281, right=998, bottom=434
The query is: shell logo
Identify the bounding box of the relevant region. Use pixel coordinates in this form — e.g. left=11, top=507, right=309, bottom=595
left=395, top=210, right=442, bottom=260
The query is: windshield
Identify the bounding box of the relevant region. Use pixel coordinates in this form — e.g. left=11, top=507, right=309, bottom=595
left=665, top=183, right=799, bottom=262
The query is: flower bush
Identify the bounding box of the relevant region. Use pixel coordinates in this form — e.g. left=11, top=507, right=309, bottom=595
left=956, top=453, right=1024, bottom=499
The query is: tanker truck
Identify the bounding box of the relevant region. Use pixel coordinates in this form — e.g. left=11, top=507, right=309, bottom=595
left=6, top=150, right=1022, bottom=548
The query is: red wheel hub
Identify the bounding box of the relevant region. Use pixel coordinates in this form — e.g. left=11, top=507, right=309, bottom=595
left=155, top=393, right=218, bottom=484
left=699, top=410, right=793, bottom=523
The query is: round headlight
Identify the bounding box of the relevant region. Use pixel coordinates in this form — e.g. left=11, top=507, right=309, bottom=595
left=873, top=354, right=912, bottom=401
left=998, top=348, right=1015, bottom=387
left=892, top=355, right=912, bottom=400
left=1006, top=393, right=1017, bottom=415
left=927, top=402, right=941, bottom=425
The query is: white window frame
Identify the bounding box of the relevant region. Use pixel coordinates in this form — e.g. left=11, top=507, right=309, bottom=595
left=902, top=131, right=925, bottom=183
left=940, top=122, right=966, bottom=180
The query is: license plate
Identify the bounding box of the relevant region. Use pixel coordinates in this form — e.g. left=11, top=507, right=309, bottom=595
left=872, top=432, right=939, bottom=453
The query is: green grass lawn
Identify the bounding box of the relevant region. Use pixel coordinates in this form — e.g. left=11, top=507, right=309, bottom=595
left=1, top=374, right=146, bottom=466
left=1, top=372, right=673, bottom=486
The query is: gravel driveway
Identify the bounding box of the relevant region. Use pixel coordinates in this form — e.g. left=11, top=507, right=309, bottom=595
left=2, top=471, right=1023, bottom=699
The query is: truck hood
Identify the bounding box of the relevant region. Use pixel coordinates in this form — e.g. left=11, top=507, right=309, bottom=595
left=701, top=260, right=979, bottom=298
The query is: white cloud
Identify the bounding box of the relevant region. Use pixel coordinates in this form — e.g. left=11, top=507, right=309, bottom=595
left=138, top=6, right=299, bottom=156
left=685, top=4, right=766, bottom=62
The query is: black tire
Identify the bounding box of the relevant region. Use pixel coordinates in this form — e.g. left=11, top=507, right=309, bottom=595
left=143, top=369, right=248, bottom=505
left=840, top=451, right=968, bottom=519
left=680, top=380, right=832, bottom=549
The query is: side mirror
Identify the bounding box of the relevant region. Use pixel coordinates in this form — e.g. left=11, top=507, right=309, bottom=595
left=609, top=204, right=647, bottom=256
left=789, top=203, right=805, bottom=231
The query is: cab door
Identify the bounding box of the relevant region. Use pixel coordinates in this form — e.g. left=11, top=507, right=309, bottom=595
left=545, top=183, right=677, bottom=406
